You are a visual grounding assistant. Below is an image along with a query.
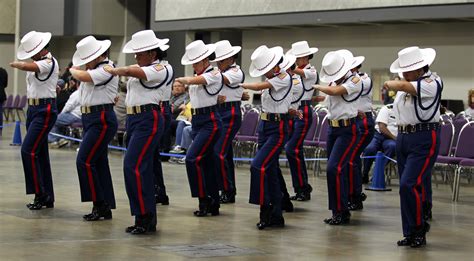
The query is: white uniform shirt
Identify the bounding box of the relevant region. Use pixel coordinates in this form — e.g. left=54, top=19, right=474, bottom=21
left=26, top=53, right=59, bottom=99
left=375, top=105, right=398, bottom=137
left=189, top=65, right=222, bottom=109
left=160, top=60, right=173, bottom=102
left=61, top=90, right=81, bottom=118
left=357, top=72, right=373, bottom=113
left=219, top=63, right=245, bottom=102
left=393, top=71, right=442, bottom=125
left=299, top=64, right=318, bottom=101
left=125, top=61, right=168, bottom=107
left=261, top=72, right=292, bottom=114
left=79, top=60, right=118, bottom=106
left=290, top=74, right=303, bottom=110
left=326, top=71, right=363, bottom=120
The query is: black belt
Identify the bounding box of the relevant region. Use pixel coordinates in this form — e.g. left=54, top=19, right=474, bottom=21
left=81, top=104, right=114, bottom=114
left=28, top=98, right=56, bottom=106
left=191, top=105, right=216, bottom=115
left=161, top=101, right=170, bottom=107
left=328, top=117, right=357, bottom=127
left=217, top=101, right=241, bottom=109
left=126, top=104, right=160, bottom=115
left=398, top=122, right=440, bottom=134
left=300, top=100, right=312, bottom=106
left=260, top=112, right=289, bottom=122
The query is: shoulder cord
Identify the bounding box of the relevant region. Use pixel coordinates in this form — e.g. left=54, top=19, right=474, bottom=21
left=340, top=75, right=364, bottom=103
left=269, top=73, right=293, bottom=102
left=34, top=57, right=56, bottom=82
left=414, top=74, right=443, bottom=122
left=139, top=62, right=169, bottom=89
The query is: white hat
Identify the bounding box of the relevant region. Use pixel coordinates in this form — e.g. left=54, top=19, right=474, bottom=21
left=17, top=31, right=52, bottom=60
left=181, top=40, right=216, bottom=65
left=160, top=44, right=170, bottom=51
left=211, top=40, right=241, bottom=62
left=352, top=56, right=365, bottom=68
left=390, top=46, right=436, bottom=73
left=122, top=30, right=169, bottom=54
left=73, top=36, right=111, bottom=66
left=320, top=49, right=354, bottom=83
left=249, top=45, right=284, bottom=77
left=280, top=53, right=296, bottom=71
left=287, top=41, right=318, bottom=58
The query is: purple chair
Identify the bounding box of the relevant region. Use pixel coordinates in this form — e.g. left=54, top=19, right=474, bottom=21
left=450, top=121, right=474, bottom=201
left=313, top=114, right=329, bottom=176
left=451, top=116, right=469, bottom=153
left=3, top=95, right=13, bottom=121
left=15, top=95, right=27, bottom=121
left=234, top=108, right=260, bottom=161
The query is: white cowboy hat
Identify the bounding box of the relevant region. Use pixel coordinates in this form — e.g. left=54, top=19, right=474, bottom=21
left=320, top=49, right=354, bottom=83
left=181, top=40, right=216, bottom=65
left=17, top=31, right=52, bottom=60
left=123, top=30, right=169, bottom=54
left=72, top=36, right=111, bottom=66
left=160, top=44, right=170, bottom=51
left=352, top=56, right=365, bottom=68
left=249, top=45, right=284, bottom=77
left=211, top=40, right=241, bottom=62
left=390, top=46, right=436, bottom=73
left=286, top=41, right=318, bottom=58
left=280, top=53, right=296, bottom=71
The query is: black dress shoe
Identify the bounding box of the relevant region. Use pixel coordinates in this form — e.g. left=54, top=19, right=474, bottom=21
left=127, top=213, right=157, bottom=235
left=155, top=194, right=169, bottom=205
left=348, top=201, right=363, bottom=211
left=324, top=211, right=351, bottom=225
left=360, top=192, right=367, bottom=202
left=397, top=237, right=413, bottom=246
left=410, top=235, right=426, bottom=248
left=220, top=191, right=236, bottom=204
left=83, top=202, right=112, bottom=221
left=26, top=194, right=54, bottom=210
left=281, top=195, right=294, bottom=212
left=193, top=197, right=219, bottom=217
left=256, top=205, right=273, bottom=230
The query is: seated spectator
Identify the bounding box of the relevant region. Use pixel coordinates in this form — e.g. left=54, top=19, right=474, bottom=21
left=464, top=89, right=474, bottom=119
left=361, top=104, right=398, bottom=183
left=114, top=79, right=127, bottom=131
left=170, top=101, right=192, bottom=154
left=170, top=125, right=193, bottom=164
left=48, top=88, right=82, bottom=147
left=162, top=81, right=190, bottom=151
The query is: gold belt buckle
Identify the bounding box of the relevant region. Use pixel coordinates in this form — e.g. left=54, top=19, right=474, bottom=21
left=136, top=106, right=141, bottom=113
left=261, top=112, right=268, bottom=121
left=81, top=106, right=91, bottom=114
left=126, top=107, right=133, bottom=114
left=330, top=119, right=339, bottom=127
left=191, top=108, right=196, bottom=115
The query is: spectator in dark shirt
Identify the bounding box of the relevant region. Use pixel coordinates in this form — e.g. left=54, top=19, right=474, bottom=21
left=162, top=81, right=189, bottom=151
left=0, top=67, right=8, bottom=136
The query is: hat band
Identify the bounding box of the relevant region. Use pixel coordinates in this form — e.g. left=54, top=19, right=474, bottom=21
left=323, top=59, right=345, bottom=76
left=80, top=46, right=102, bottom=61
left=132, top=41, right=160, bottom=51
left=25, top=40, right=43, bottom=53
left=215, top=49, right=234, bottom=60
left=188, top=49, right=209, bottom=62
left=256, top=54, right=276, bottom=71
left=399, top=59, right=424, bottom=68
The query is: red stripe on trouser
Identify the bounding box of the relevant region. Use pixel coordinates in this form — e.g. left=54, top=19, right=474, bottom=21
left=294, top=105, right=309, bottom=187
left=219, top=106, right=235, bottom=191
left=30, top=104, right=52, bottom=193
left=336, top=123, right=358, bottom=211
left=85, top=110, right=108, bottom=202
left=259, top=121, right=285, bottom=205
left=348, top=117, right=369, bottom=196
left=195, top=112, right=218, bottom=198
left=414, top=130, right=437, bottom=226
left=134, top=110, right=159, bottom=215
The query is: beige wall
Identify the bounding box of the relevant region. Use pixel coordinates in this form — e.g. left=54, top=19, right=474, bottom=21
left=240, top=22, right=474, bottom=104
left=0, top=0, right=16, bottom=34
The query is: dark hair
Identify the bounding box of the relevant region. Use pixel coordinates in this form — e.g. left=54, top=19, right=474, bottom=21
left=290, top=64, right=296, bottom=70
left=44, top=43, right=50, bottom=50
left=150, top=47, right=167, bottom=60
left=277, top=57, right=284, bottom=66
left=100, top=48, right=110, bottom=58
left=232, top=53, right=239, bottom=60
left=356, top=64, right=362, bottom=69
left=208, top=53, right=216, bottom=61
left=308, top=54, right=314, bottom=60
left=422, top=65, right=429, bottom=73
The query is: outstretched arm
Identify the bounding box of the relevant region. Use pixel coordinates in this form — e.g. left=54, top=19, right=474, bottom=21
left=10, top=61, right=39, bottom=73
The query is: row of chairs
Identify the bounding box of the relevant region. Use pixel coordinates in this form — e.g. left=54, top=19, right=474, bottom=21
left=2, top=94, right=27, bottom=122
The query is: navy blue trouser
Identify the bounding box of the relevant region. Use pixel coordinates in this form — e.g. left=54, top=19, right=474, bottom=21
left=285, top=104, right=313, bottom=192
left=250, top=120, right=288, bottom=218
left=185, top=112, right=221, bottom=200
left=215, top=104, right=242, bottom=193
left=22, top=103, right=57, bottom=199
left=76, top=109, right=118, bottom=208
left=326, top=122, right=359, bottom=215
left=397, top=130, right=440, bottom=236
left=153, top=104, right=170, bottom=197
left=362, top=132, right=396, bottom=178
left=124, top=109, right=162, bottom=216
left=347, top=114, right=374, bottom=201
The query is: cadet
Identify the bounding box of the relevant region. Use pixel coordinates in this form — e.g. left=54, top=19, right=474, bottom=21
left=109, top=30, right=170, bottom=234
left=241, top=46, right=293, bottom=230
left=313, top=50, right=361, bottom=225
left=10, top=31, right=59, bottom=210
left=384, top=46, right=442, bottom=248
left=70, top=36, right=118, bottom=221
left=211, top=40, right=244, bottom=204
left=175, top=40, right=223, bottom=217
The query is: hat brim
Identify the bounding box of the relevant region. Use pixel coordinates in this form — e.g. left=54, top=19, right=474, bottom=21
left=122, top=38, right=169, bottom=54
left=280, top=54, right=296, bottom=71
left=320, top=50, right=354, bottom=83
left=72, top=40, right=112, bottom=67
left=390, top=48, right=436, bottom=73
left=181, top=44, right=216, bottom=65
left=249, top=46, right=284, bottom=77
left=351, top=56, right=365, bottom=68
left=17, top=32, right=52, bottom=60
left=287, top=47, right=319, bottom=58
left=211, top=46, right=241, bottom=62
